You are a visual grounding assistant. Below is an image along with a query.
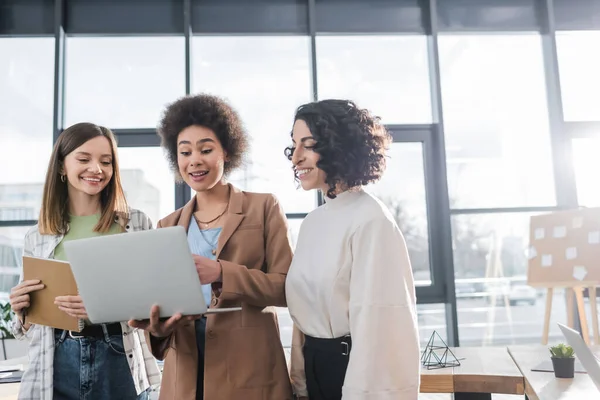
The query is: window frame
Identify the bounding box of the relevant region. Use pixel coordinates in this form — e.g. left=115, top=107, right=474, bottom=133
left=3, top=0, right=598, bottom=347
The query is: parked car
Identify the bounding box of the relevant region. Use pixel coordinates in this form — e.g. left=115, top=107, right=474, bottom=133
left=508, top=284, right=537, bottom=306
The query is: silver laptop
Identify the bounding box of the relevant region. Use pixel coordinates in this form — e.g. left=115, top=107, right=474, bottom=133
left=558, top=323, right=600, bottom=391
left=63, top=226, right=240, bottom=324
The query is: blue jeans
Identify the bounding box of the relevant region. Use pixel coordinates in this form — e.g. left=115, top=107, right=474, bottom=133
left=53, top=329, right=149, bottom=400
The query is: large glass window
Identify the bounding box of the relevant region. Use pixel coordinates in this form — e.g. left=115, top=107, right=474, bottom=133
left=556, top=31, right=600, bottom=122
left=417, top=303, right=448, bottom=348
left=117, top=147, right=175, bottom=224
left=65, top=37, right=185, bottom=129
left=451, top=212, right=559, bottom=346
left=276, top=217, right=304, bottom=349
left=572, top=138, right=600, bottom=208
left=0, top=226, right=32, bottom=301
left=192, top=36, right=315, bottom=215
left=366, top=142, right=431, bottom=285
left=0, top=38, right=54, bottom=221
left=439, top=34, right=555, bottom=209
left=315, top=36, right=432, bottom=124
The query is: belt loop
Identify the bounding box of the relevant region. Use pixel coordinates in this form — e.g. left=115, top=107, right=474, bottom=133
left=341, top=334, right=351, bottom=356
left=58, top=329, right=67, bottom=344
left=101, top=324, right=111, bottom=343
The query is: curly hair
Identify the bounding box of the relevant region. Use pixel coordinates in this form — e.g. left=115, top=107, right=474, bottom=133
left=157, top=94, right=249, bottom=179
left=285, top=99, right=391, bottom=199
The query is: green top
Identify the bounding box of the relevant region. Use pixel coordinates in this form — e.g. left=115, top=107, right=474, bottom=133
left=53, top=213, right=123, bottom=261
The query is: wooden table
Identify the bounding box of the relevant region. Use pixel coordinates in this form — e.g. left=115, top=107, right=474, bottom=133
left=0, top=384, right=19, bottom=400
left=0, top=357, right=25, bottom=400
left=508, top=345, right=600, bottom=400
left=421, top=347, right=524, bottom=399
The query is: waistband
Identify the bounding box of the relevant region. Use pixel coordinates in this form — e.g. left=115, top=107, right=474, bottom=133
left=304, top=334, right=352, bottom=356
left=55, top=322, right=122, bottom=339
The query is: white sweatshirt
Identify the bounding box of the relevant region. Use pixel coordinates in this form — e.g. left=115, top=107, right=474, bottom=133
left=286, top=189, right=421, bottom=399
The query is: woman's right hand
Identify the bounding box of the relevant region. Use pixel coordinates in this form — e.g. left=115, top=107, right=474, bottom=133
left=9, top=279, right=45, bottom=318
left=128, top=305, right=201, bottom=338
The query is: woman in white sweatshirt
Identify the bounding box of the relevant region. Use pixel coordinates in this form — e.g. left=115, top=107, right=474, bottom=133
left=284, top=99, right=421, bottom=400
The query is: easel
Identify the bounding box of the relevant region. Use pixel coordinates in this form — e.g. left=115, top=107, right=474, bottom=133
left=538, top=282, right=599, bottom=346
left=527, top=207, right=600, bottom=346
left=483, top=229, right=514, bottom=346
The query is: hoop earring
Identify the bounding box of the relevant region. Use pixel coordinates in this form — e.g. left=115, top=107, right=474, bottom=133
left=60, top=174, right=66, bottom=183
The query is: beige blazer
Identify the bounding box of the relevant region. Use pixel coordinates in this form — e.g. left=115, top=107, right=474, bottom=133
left=148, top=184, right=294, bottom=400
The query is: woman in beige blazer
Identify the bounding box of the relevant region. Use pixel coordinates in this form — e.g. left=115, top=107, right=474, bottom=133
left=129, top=94, right=294, bottom=400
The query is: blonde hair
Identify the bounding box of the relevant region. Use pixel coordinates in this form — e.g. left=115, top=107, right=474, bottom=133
left=38, top=123, right=128, bottom=235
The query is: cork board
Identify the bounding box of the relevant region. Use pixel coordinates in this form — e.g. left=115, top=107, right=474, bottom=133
left=527, top=207, right=600, bottom=287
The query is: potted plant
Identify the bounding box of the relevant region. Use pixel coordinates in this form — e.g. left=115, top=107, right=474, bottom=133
left=0, top=301, right=27, bottom=360
left=549, top=343, right=575, bottom=378
left=0, top=301, right=14, bottom=359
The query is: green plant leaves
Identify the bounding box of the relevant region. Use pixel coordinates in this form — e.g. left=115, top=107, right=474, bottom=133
left=549, top=343, right=575, bottom=358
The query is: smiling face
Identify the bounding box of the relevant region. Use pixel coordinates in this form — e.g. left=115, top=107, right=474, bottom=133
left=291, top=119, right=327, bottom=192
left=177, top=125, right=228, bottom=192
left=61, top=136, right=114, bottom=198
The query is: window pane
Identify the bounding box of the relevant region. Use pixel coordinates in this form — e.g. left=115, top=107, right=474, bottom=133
left=365, top=143, right=431, bottom=285
left=316, top=36, right=432, bottom=124
left=192, top=36, right=315, bottom=214
left=451, top=213, right=562, bottom=346
left=278, top=217, right=303, bottom=349
left=65, top=37, right=185, bottom=128
left=0, top=38, right=54, bottom=221
left=117, top=147, right=175, bottom=225
left=440, top=34, right=555, bottom=209
left=557, top=31, right=600, bottom=121
left=286, top=218, right=303, bottom=251
left=417, top=303, right=447, bottom=348
left=572, top=138, right=600, bottom=207
left=0, top=226, right=31, bottom=301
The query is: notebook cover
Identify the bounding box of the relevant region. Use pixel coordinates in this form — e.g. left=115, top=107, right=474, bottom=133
left=22, top=256, right=80, bottom=332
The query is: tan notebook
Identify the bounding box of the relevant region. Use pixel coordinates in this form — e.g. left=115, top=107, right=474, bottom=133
left=22, top=256, right=81, bottom=332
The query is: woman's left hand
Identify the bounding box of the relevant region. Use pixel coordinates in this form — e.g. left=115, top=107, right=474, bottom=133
left=192, top=254, right=223, bottom=284
left=55, top=295, right=88, bottom=319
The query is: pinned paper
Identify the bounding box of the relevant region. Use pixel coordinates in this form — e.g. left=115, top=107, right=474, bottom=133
left=534, top=228, right=545, bottom=240
left=566, top=247, right=578, bottom=260
left=541, top=254, right=553, bottom=267
left=572, top=217, right=583, bottom=229
left=573, top=265, right=588, bottom=281
left=589, top=231, right=600, bottom=244
left=527, top=246, right=537, bottom=260
left=553, top=226, right=567, bottom=238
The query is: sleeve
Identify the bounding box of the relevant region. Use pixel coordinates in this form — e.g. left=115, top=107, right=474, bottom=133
left=131, top=209, right=153, bottom=231
left=11, top=229, right=35, bottom=340
left=342, top=215, right=421, bottom=400
left=144, top=218, right=174, bottom=360
left=216, top=195, right=293, bottom=307
left=142, top=212, right=153, bottom=230
left=290, top=323, right=308, bottom=397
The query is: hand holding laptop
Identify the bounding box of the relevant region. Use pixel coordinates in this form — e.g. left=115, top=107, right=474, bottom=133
left=128, top=304, right=203, bottom=337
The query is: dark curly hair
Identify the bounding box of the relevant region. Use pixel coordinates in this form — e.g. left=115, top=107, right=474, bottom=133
left=157, top=94, right=249, bottom=180
left=285, top=99, right=391, bottom=199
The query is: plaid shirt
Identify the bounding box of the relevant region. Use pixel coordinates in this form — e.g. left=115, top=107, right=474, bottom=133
left=11, top=209, right=161, bottom=400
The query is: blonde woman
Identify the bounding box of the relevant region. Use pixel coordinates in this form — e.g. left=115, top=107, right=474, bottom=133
left=9, top=123, right=159, bottom=400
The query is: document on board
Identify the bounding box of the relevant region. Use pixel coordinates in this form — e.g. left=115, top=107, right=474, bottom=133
left=22, top=256, right=81, bottom=332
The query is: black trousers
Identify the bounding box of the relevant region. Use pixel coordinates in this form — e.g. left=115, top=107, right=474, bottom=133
left=195, top=317, right=207, bottom=400
left=303, top=335, right=351, bottom=400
